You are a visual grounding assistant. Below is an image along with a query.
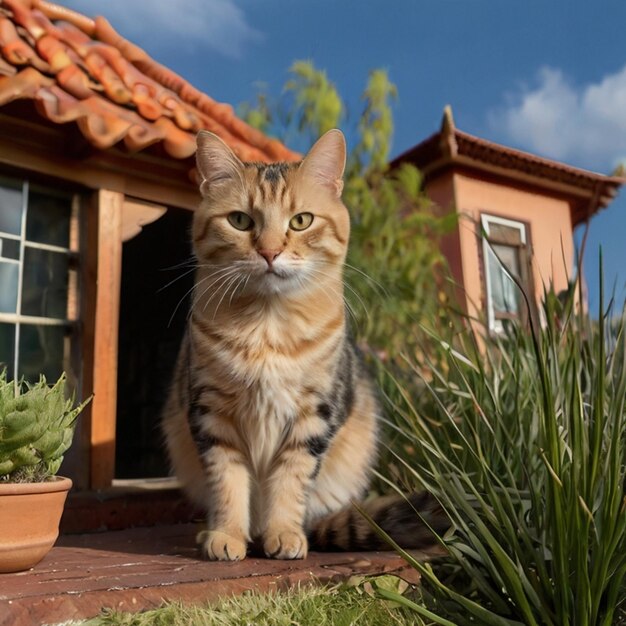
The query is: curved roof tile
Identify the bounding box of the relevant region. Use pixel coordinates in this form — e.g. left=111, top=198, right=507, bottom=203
left=0, top=0, right=300, bottom=163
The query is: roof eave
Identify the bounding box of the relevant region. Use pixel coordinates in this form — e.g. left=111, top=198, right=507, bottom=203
left=2, top=0, right=300, bottom=164
left=393, top=126, right=624, bottom=227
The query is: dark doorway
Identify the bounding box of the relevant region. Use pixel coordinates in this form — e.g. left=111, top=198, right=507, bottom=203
left=115, top=208, right=194, bottom=478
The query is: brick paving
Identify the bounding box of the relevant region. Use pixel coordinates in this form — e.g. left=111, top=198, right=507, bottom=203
left=0, top=523, right=419, bottom=626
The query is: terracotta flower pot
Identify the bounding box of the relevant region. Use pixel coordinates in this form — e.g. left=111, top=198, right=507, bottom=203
left=0, top=476, right=72, bottom=573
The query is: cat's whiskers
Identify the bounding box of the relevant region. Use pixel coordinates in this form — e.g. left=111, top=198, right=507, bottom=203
left=158, top=265, right=198, bottom=294
left=191, top=266, right=239, bottom=308
left=198, top=268, right=242, bottom=316
left=306, top=266, right=369, bottom=323
left=298, top=267, right=359, bottom=327
left=333, top=278, right=370, bottom=321
left=159, top=258, right=233, bottom=295
left=242, top=271, right=253, bottom=295
left=212, top=272, right=244, bottom=320
left=344, top=262, right=387, bottom=294
left=169, top=265, right=235, bottom=326
left=229, top=272, right=251, bottom=308
left=341, top=280, right=370, bottom=323
left=343, top=294, right=359, bottom=327
left=159, top=256, right=198, bottom=272
left=315, top=259, right=388, bottom=297
left=179, top=266, right=238, bottom=323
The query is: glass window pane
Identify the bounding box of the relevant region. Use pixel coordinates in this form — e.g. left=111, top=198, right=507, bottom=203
left=0, top=323, right=15, bottom=380
left=26, top=190, right=71, bottom=248
left=492, top=243, right=521, bottom=277
left=0, top=261, right=18, bottom=313
left=487, top=246, right=520, bottom=316
left=0, top=181, right=23, bottom=236
left=0, top=237, right=20, bottom=260
left=18, top=324, right=65, bottom=382
left=489, top=222, right=523, bottom=245
left=22, top=248, right=69, bottom=319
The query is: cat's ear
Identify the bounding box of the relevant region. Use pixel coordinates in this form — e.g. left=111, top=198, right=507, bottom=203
left=196, top=131, right=244, bottom=194
left=300, top=129, right=346, bottom=197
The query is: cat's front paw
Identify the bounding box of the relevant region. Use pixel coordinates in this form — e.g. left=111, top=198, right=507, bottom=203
left=263, top=529, right=308, bottom=559
left=197, top=529, right=247, bottom=561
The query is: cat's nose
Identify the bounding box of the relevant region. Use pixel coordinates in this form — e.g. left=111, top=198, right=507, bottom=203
left=257, top=249, right=281, bottom=267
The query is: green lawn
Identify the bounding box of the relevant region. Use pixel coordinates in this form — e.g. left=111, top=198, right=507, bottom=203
left=75, top=579, right=428, bottom=626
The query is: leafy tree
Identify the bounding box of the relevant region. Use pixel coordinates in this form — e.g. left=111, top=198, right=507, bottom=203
left=239, top=61, right=457, bottom=356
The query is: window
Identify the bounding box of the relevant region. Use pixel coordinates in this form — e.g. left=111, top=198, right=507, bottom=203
left=0, top=177, right=80, bottom=386
left=481, top=214, right=532, bottom=333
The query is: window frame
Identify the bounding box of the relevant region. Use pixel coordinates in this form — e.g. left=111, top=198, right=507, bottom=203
left=0, top=177, right=81, bottom=382
left=480, top=213, right=531, bottom=333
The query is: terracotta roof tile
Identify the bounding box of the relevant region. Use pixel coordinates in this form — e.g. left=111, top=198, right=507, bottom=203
left=0, top=0, right=300, bottom=163
left=0, top=64, right=52, bottom=101
left=393, top=107, right=624, bottom=226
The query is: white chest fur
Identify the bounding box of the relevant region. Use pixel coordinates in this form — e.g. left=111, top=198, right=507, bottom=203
left=233, top=360, right=300, bottom=476
left=194, top=303, right=335, bottom=473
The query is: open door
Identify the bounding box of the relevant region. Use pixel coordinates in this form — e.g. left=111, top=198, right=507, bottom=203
left=115, top=206, right=193, bottom=479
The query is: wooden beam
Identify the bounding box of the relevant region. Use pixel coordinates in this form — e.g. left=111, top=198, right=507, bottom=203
left=90, top=189, right=123, bottom=489
left=0, top=114, right=199, bottom=211
left=65, top=194, right=98, bottom=490
left=121, top=199, right=167, bottom=242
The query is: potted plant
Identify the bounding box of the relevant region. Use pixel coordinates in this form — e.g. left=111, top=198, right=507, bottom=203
left=0, top=371, right=89, bottom=573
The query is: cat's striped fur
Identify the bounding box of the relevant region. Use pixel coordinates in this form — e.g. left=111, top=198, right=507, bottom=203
left=162, top=129, right=440, bottom=561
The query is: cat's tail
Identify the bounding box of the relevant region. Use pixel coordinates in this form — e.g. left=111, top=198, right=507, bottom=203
left=309, top=492, right=446, bottom=552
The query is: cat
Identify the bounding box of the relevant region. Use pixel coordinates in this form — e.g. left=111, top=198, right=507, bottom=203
left=162, top=129, right=440, bottom=561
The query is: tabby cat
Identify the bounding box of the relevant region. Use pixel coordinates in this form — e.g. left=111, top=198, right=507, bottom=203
left=162, top=129, right=439, bottom=561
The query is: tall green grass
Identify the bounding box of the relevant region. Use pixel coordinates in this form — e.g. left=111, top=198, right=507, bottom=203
left=381, top=272, right=626, bottom=625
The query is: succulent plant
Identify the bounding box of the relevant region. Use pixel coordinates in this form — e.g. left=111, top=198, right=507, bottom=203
left=0, top=371, right=90, bottom=481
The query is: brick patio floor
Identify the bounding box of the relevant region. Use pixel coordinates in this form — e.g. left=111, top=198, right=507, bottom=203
left=0, top=523, right=420, bottom=626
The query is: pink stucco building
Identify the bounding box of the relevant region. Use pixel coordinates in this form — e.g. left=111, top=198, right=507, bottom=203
left=394, top=108, right=623, bottom=332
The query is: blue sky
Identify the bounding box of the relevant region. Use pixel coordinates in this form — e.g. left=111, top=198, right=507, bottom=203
left=66, top=0, right=626, bottom=311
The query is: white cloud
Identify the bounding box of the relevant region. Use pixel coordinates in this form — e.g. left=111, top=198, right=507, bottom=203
left=62, top=0, right=262, bottom=58
left=489, top=65, right=626, bottom=171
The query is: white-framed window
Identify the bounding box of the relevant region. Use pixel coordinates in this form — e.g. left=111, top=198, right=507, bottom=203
left=0, top=176, right=80, bottom=385
left=481, top=214, right=532, bottom=333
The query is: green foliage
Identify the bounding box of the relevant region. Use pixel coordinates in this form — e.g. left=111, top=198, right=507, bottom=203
left=351, top=69, right=397, bottom=172
left=0, top=372, right=90, bottom=481
left=380, top=270, right=626, bottom=625
left=237, top=84, right=273, bottom=134
left=285, top=61, right=344, bottom=141
left=239, top=60, right=456, bottom=355
left=344, top=162, right=456, bottom=355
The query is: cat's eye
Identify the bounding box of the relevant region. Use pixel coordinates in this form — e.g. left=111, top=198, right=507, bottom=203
left=289, top=212, right=314, bottom=231
left=227, top=211, right=254, bottom=231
